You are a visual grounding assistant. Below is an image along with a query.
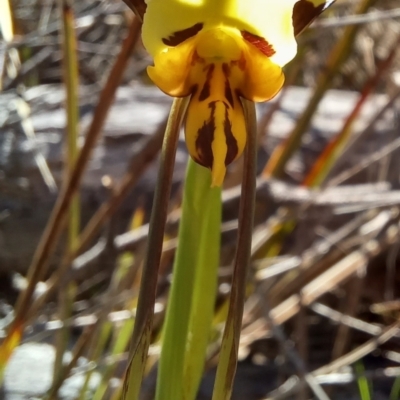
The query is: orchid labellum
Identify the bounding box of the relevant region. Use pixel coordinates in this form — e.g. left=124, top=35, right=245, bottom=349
left=139, top=0, right=335, bottom=186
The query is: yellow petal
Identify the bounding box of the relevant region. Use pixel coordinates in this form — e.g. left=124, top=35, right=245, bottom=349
left=241, top=43, right=285, bottom=102
left=195, top=27, right=242, bottom=60
left=147, top=38, right=195, bottom=97
left=142, top=0, right=211, bottom=58
left=234, top=0, right=298, bottom=66
left=142, top=0, right=299, bottom=67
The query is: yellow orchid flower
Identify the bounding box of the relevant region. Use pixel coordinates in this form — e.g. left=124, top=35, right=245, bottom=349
left=141, top=0, right=335, bottom=186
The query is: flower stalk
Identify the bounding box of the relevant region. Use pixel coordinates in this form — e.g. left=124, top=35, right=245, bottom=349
left=155, top=158, right=222, bottom=400
left=121, top=1, right=338, bottom=399
left=122, top=97, right=189, bottom=400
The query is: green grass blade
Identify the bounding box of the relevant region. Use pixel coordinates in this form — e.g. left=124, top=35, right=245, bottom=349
left=155, top=158, right=222, bottom=400
left=390, top=376, right=400, bottom=400
left=77, top=320, right=113, bottom=400
left=92, top=319, right=135, bottom=400
left=183, top=176, right=221, bottom=400
left=355, top=361, right=372, bottom=400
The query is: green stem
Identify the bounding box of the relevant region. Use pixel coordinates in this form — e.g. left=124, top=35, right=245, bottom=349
left=155, top=159, right=222, bottom=400
left=122, top=97, right=188, bottom=400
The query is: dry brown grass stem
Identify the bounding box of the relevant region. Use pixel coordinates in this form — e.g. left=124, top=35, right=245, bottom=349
left=4, top=15, right=141, bottom=345
left=122, top=97, right=188, bottom=399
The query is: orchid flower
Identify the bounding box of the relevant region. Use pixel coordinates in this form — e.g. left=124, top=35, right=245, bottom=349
left=141, top=0, right=335, bottom=186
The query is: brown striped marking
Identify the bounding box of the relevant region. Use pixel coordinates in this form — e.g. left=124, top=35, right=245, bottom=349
left=194, top=100, right=239, bottom=169
left=222, top=63, right=234, bottom=108
left=223, top=105, right=238, bottom=166
left=198, top=64, right=215, bottom=102
left=197, top=63, right=235, bottom=107
left=241, top=31, right=276, bottom=57
left=162, top=23, right=204, bottom=46
left=195, top=101, right=216, bottom=168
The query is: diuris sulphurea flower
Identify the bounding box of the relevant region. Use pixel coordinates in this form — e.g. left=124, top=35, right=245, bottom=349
left=141, top=0, right=335, bottom=186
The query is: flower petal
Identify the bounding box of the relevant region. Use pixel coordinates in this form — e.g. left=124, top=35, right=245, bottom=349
left=185, top=61, right=246, bottom=187
left=142, top=0, right=299, bottom=66
left=141, top=0, right=336, bottom=186
left=146, top=38, right=195, bottom=97
left=241, top=43, right=285, bottom=102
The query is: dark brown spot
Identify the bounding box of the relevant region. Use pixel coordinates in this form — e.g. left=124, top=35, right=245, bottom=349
left=162, top=22, right=204, bottom=46
left=223, top=106, right=238, bottom=165
left=241, top=31, right=276, bottom=57
left=224, top=82, right=234, bottom=108
left=195, top=101, right=216, bottom=169
left=292, top=0, right=328, bottom=36
left=222, top=63, right=230, bottom=77
left=190, top=84, right=198, bottom=96
left=222, top=64, right=234, bottom=108
left=198, top=64, right=214, bottom=102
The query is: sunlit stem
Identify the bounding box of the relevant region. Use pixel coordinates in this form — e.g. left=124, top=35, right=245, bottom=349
left=156, top=158, right=222, bottom=400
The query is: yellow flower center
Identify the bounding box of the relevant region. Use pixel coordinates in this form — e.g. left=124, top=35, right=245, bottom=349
left=147, top=26, right=284, bottom=186
left=140, top=0, right=336, bottom=186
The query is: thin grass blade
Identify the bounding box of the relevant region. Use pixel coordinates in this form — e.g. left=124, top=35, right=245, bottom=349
left=53, top=0, right=80, bottom=385
left=355, top=361, right=372, bottom=400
